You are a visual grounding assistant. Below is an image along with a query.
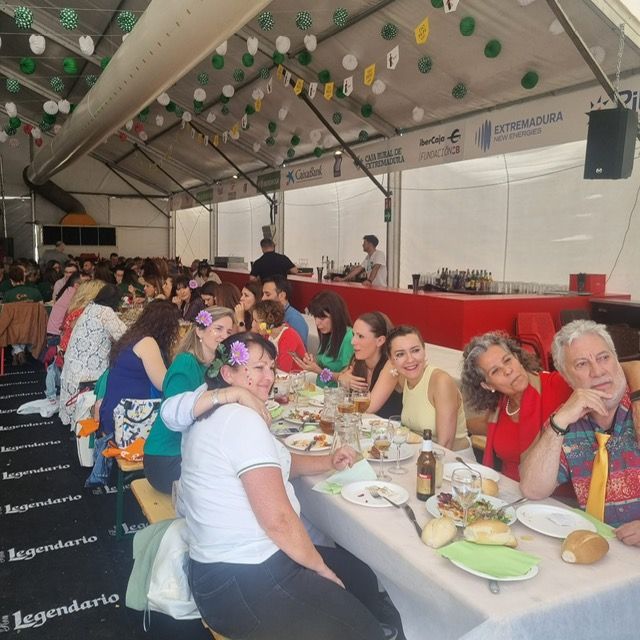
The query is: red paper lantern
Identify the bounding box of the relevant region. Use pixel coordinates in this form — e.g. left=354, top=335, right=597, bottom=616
left=119, top=131, right=127, bottom=141
left=35, top=138, right=43, bottom=147
left=23, top=124, right=33, bottom=135
left=134, top=122, right=144, bottom=133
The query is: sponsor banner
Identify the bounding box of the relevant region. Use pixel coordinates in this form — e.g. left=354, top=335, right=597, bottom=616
left=108, top=522, right=147, bottom=537
left=3, top=463, right=70, bottom=481
left=0, top=391, right=41, bottom=401
left=256, top=170, right=281, bottom=191
left=0, top=535, right=98, bottom=563
left=0, top=419, right=55, bottom=430
left=2, top=493, right=82, bottom=516
left=0, top=439, right=62, bottom=453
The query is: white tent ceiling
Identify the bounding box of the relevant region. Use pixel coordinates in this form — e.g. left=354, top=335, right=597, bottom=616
left=1, top=0, right=640, bottom=197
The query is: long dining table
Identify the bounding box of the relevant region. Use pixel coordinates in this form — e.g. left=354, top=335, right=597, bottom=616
left=292, top=442, right=639, bottom=640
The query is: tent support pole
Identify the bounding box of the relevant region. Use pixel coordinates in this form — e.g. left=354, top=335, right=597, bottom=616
left=105, top=164, right=170, bottom=219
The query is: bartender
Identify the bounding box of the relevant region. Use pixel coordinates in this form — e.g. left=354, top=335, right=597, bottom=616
left=335, top=235, right=387, bottom=287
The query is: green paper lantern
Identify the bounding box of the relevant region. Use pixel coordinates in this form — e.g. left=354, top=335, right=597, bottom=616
left=287, top=147, right=295, bottom=159
left=19, top=57, right=36, bottom=75
left=332, top=112, right=342, bottom=125
left=197, top=72, right=209, bottom=85
left=174, top=106, right=184, bottom=118
left=117, top=11, right=137, bottom=33
left=6, top=78, right=21, bottom=94
left=296, top=11, right=313, bottom=31
left=291, top=134, right=300, bottom=146
left=100, top=56, right=111, bottom=70
left=452, top=82, right=467, bottom=99
left=193, top=100, right=204, bottom=114
left=50, top=76, right=65, bottom=94
left=245, top=104, right=255, bottom=115
left=431, top=0, right=444, bottom=8
left=266, top=136, right=276, bottom=146
left=358, top=130, right=369, bottom=142
left=165, top=101, right=176, bottom=112
left=258, top=11, right=274, bottom=31
left=42, top=113, right=56, bottom=125
left=63, top=57, right=78, bottom=75
left=139, top=107, right=150, bottom=118
left=259, top=67, right=271, bottom=80
left=336, top=87, right=346, bottom=99
left=521, top=71, right=539, bottom=89
left=220, top=95, right=229, bottom=104
left=361, top=103, right=373, bottom=118
left=9, top=117, right=21, bottom=130
left=381, top=23, right=398, bottom=41
left=86, top=74, right=97, bottom=87
left=417, top=56, right=433, bottom=74
left=14, top=6, right=33, bottom=30
left=333, top=8, right=349, bottom=28
left=221, top=104, right=229, bottom=115
left=459, top=17, right=475, bottom=37
left=272, top=52, right=285, bottom=65
left=318, top=69, right=331, bottom=84
left=4, top=125, right=17, bottom=136
left=59, top=8, right=78, bottom=30
left=484, top=40, right=502, bottom=58
left=242, top=53, right=254, bottom=68
left=297, top=51, right=312, bottom=66
left=233, top=69, right=245, bottom=82
left=268, top=121, right=277, bottom=134
left=39, top=120, right=52, bottom=132
left=211, top=54, right=225, bottom=70
left=313, top=146, right=323, bottom=158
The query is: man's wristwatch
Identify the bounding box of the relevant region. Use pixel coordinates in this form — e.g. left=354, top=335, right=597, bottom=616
left=549, top=412, right=569, bottom=436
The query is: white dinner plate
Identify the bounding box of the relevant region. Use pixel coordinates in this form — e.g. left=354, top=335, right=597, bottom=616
left=360, top=439, right=418, bottom=462
left=515, top=504, right=597, bottom=538
left=448, top=559, right=539, bottom=582
left=426, top=493, right=516, bottom=526
left=443, top=462, right=500, bottom=483
left=308, top=397, right=325, bottom=407
left=341, top=481, right=410, bottom=508
left=284, top=433, right=332, bottom=452
left=283, top=409, right=322, bottom=425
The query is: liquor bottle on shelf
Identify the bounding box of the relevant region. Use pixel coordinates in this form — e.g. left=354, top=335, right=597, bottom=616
left=416, top=429, right=436, bottom=501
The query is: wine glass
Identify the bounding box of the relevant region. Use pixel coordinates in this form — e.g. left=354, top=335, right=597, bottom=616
left=450, top=468, right=481, bottom=527
left=388, top=415, right=409, bottom=475
left=371, top=421, right=394, bottom=481
left=290, top=372, right=304, bottom=410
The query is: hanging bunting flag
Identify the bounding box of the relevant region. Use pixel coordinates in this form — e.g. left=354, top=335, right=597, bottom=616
left=204, top=135, right=209, bottom=146
left=387, top=45, right=400, bottom=69
left=231, top=123, right=240, bottom=138
left=444, top=0, right=461, bottom=12
left=241, top=113, right=248, bottom=129
left=283, top=69, right=292, bottom=86
left=277, top=64, right=284, bottom=80
left=222, top=131, right=228, bottom=143
left=293, top=78, right=304, bottom=95
left=255, top=98, right=262, bottom=112
left=324, top=81, right=334, bottom=100
left=415, top=17, right=429, bottom=44
left=343, top=76, right=353, bottom=96
left=363, top=64, right=376, bottom=86
left=214, top=134, right=219, bottom=146
left=308, top=81, right=317, bottom=98
left=267, top=77, right=273, bottom=94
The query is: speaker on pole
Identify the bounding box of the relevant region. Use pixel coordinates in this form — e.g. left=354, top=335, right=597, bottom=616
left=584, top=107, right=637, bottom=179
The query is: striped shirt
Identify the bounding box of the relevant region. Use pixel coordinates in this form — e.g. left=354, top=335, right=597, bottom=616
left=553, top=393, right=640, bottom=527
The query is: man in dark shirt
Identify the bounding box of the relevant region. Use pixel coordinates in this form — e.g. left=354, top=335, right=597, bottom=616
left=250, top=239, right=298, bottom=281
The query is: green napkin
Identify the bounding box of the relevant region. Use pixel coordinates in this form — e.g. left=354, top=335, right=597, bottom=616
left=312, top=459, right=377, bottom=494
left=300, top=388, right=324, bottom=399
left=438, top=541, right=540, bottom=579
left=269, top=405, right=284, bottom=420
left=570, top=508, right=616, bottom=539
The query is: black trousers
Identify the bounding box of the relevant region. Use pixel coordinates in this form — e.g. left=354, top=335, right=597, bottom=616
left=143, top=453, right=181, bottom=494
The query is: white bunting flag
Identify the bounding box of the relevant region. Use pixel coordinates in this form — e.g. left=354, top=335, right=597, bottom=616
left=241, top=113, right=248, bottom=129
left=308, top=81, right=317, bottom=99
left=283, top=70, right=292, bottom=87
left=444, top=0, right=461, bottom=13
left=222, top=131, right=228, bottom=144
left=266, top=77, right=273, bottom=94
left=387, top=46, right=399, bottom=70
left=343, top=76, right=353, bottom=97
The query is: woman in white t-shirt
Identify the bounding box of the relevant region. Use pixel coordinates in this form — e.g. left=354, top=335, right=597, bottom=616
left=171, top=333, right=389, bottom=640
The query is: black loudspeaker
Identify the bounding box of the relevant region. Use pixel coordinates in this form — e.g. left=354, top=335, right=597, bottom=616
left=584, top=107, right=637, bottom=179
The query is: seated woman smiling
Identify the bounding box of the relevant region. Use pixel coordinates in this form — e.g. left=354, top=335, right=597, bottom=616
left=163, top=333, right=392, bottom=640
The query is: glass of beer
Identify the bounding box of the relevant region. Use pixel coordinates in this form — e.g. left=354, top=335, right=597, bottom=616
left=319, top=406, right=336, bottom=436
left=353, top=390, right=371, bottom=415
left=337, top=391, right=355, bottom=414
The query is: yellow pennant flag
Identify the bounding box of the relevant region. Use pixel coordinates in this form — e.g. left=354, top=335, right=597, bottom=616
left=277, top=64, right=284, bottom=80
left=231, top=123, right=240, bottom=138
left=213, top=134, right=219, bottom=147
left=415, top=17, right=429, bottom=44
left=363, top=64, right=376, bottom=86
left=294, top=78, right=304, bottom=95
left=255, top=98, right=262, bottom=112
left=324, top=81, right=334, bottom=100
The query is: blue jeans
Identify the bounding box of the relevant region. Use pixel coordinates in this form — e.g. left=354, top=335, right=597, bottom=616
left=45, top=362, right=61, bottom=399
left=189, top=547, right=386, bottom=640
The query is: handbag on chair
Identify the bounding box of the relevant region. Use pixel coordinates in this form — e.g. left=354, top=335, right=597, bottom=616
left=113, top=398, right=161, bottom=449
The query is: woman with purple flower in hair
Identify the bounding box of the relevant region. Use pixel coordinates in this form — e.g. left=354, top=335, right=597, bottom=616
left=172, top=274, right=205, bottom=322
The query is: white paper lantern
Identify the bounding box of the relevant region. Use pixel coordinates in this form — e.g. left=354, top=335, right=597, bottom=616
left=139, top=131, right=148, bottom=141
left=342, top=54, right=358, bottom=71
left=181, top=111, right=192, bottom=122
left=43, top=100, right=58, bottom=115
left=193, top=88, right=206, bottom=102
left=304, top=34, right=317, bottom=52
left=29, top=35, right=46, bottom=55
left=310, top=129, right=322, bottom=143
left=253, top=142, right=261, bottom=153
left=5, top=102, right=17, bottom=117
left=216, top=41, right=227, bottom=56
left=371, top=79, right=386, bottom=95
left=57, top=99, right=70, bottom=114
left=157, top=92, right=170, bottom=106
left=206, top=112, right=216, bottom=123
left=276, top=36, right=291, bottom=54
left=247, top=37, right=259, bottom=55
left=222, top=84, right=235, bottom=98
left=252, top=88, right=264, bottom=101
left=0, top=131, right=8, bottom=144
left=125, top=119, right=134, bottom=131
left=412, top=106, right=425, bottom=122
left=122, top=34, right=128, bottom=43
left=31, top=127, right=42, bottom=139
left=590, top=46, right=606, bottom=65
left=155, top=115, right=164, bottom=127
left=78, top=35, right=94, bottom=56
left=549, top=19, right=564, bottom=35
left=278, top=107, right=288, bottom=121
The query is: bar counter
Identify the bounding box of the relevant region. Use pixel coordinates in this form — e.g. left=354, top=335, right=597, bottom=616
left=213, top=268, right=629, bottom=350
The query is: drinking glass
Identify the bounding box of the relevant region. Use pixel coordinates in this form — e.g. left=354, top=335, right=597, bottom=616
left=353, top=389, right=371, bottom=415
left=319, top=405, right=336, bottom=436
left=451, top=468, right=481, bottom=527
left=371, top=421, right=394, bottom=481
left=290, top=373, right=304, bottom=409
left=388, top=415, right=409, bottom=475
left=337, top=391, right=355, bottom=414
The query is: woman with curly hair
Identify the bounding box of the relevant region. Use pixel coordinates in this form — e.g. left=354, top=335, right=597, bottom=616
left=172, top=274, right=205, bottom=322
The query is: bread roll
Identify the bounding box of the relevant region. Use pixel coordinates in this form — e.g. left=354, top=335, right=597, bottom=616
left=481, top=478, right=499, bottom=497
left=421, top=516, right=457, bottom=548
left=463, top=519, right=517, bottom=548
left=561, top=530, right=609, bottom=564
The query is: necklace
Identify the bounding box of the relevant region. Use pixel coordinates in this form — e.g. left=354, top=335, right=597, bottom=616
left=505, top=397, right=520, bottom=417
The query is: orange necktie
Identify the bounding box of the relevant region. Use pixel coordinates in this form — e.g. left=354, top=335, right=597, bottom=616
left=585, top=432, right=611, bottom=522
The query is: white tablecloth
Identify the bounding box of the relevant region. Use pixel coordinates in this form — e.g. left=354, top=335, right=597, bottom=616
left=294, top=447, right=639, bottom=640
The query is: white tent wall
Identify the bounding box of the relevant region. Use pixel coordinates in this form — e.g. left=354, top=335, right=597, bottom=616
left=217, top=196, right=271, bottom=263
left=175, top=206, right=212, bottom=266
left=401, top=140, right=640, bottom=297
left=283, top=176, right=387, bottom=271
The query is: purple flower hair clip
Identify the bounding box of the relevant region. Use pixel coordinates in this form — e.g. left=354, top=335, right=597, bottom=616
left=229, top=341, right=250, bottom=366
left=188, top=279, right=198, bottom=290
left=195, top=310, right=212, bottom=328
left=319, top=368, right=333, bottom=384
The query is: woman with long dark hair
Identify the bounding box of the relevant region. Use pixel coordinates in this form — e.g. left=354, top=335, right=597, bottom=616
left=172, top=275, right=205, bottom=322
left=234, top=280, right=262, bottom=329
